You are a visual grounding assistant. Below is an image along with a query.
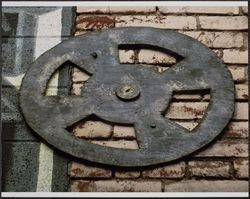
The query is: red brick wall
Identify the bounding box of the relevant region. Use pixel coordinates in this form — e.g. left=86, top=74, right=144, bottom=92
left=69, top=6, right=248, bottom=192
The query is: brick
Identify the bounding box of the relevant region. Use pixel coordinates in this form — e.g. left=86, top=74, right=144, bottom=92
left=212, top=49, right=223, bottom=58
left=233, top=160, right=249, bottom=178
left=72, top=67, right=91, bottom=82
left=234, top=103, right=248, bottom=120
left=116, top=16, right=197, bottom=30
left=173, top=94, right=202, bottom=101
left=188, top=161, right=230, bottom=177
left=165, top=102, right=209, bottom=120
left=159, top=6, right=239, bottom=15
left=109, top=7, right=156, bottom=13
left=113, top=125, right=136, bottom=138
left=179, top=31, right=244, bottom=48
left=165, top=102, right=248, bottom=120
left=203, top=94, right=211, bottom=101
left=224, top=122, right=248, bottom=138
left=138, top=49, right=177, bottom=64
left=45, top=88, right=58, bottom=96
left=142, top=162, right=186, bottom=178
left=91, top=140, right=139, bottom=149
left=77, top=7, right=109, bottom=13
left=72, top=120, right=112, bottom=138
left=235, top=84, right=249, bottom=100
left=71, top=180, right=161, bottom=192
left=77, top=6, right=156, bottom=14
left=170, top=121, right=249, bottom=137
left=199, top=16, right=248, bottom=30
left=175, top=121, right=199, bottom=131
left=119, top=50, right=135, bottom=63
left=241, top=6, right=248, bottom=14
left=164, top=180, right=249, bottom=192
left=46, top=70, right=59, bottom=89
left=74, top=30, right=88, bottom=36
left=223, top=50, right=248, bottom=64
left=76, top=15, right=115, bottom=30
left=228, top=66, right=246, bottom=83
left=70, top=162, right=112, bottom=178
left=243, top=33, right=248, bottom=50
left=195, top=140, right=248, bottom=157
left=71, top=83, right=84, bottom=95
left=115, top=171, right=140, bottom=178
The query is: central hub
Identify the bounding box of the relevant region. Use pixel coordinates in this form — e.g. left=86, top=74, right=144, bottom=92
left=115, top=83, right=140, bottom=101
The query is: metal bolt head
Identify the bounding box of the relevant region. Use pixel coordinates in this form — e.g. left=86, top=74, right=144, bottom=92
left=91, top=52, right=98, bottom=58
left=115, top=83, right=140, bottom=101
left=150, top=123, right=156, bottom=128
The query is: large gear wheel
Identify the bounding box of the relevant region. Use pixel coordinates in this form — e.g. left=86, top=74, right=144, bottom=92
left=20, top=27, right=234, bottom=167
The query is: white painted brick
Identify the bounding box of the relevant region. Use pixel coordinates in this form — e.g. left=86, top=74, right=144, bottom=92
left=77, top=6, right=156, bottom=14
left=158, top=7, right=186, bottom=14
left=77, top=7, right=109, bottom=13
left=109, top=7, right=156, bottom=13
left=138, top=49, right=177, bottom=64
left=165, top=102, right=209, bottom=119
left=113, top=125, right=136, bottom=138
left=91, top=140, right=139, bottom=149
left=70, top=162, right=112, bottom=178
left=45, top=88, right=58, bottom=96
left=142, top=162, right=186, bottom=178
left=235, top=84, right=249, bottom=100
left=234, top=102, right=248, bottom=120
left=71, top=180, right=162, bottom=192
left=212, top=49, right=223, bottom=58
left=173, top=94, right=202, bottom=100
left=179, top=31, right=244, bottom=48
left=169, top=121, right=248, bottom=138
left=116, top=15, right=197, bottom=30
left=44, top=71, right=59, bottom=96
left=115, top=171, right=140, bottom=178
left=175, top=121, right=199, bottom=131
left=72, top=120, right=112, bottom=138
left=241, top=6, right=248, bottom=14
left=228, top=66, right=246, bottom=83
left=72, top=67, right=91, bottom=82
left=76, top=15, right=115, bottom=30
left=199, top=16, right=248, bottom=30
left=233, top=160, right=249, bottom=178
left=223, top=50, right=248, bottom=64
left=165, top=102, right=248, bottom=120
left=195, top=140, right=248, bottom=157
left=71, top=83, right=83, bottom=95
left=119, top=50, right=135, bottom=63
left=164, top=180, right=249, bottom=192
left=159, top=6, right=239, bottom=15
left=74, top=30, right=88, bottom=36
left=224, top=122, right=248, bottom=138
left=188, top=161, right=230, bottom=177
left=46, top=70, right=59, bottom=88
